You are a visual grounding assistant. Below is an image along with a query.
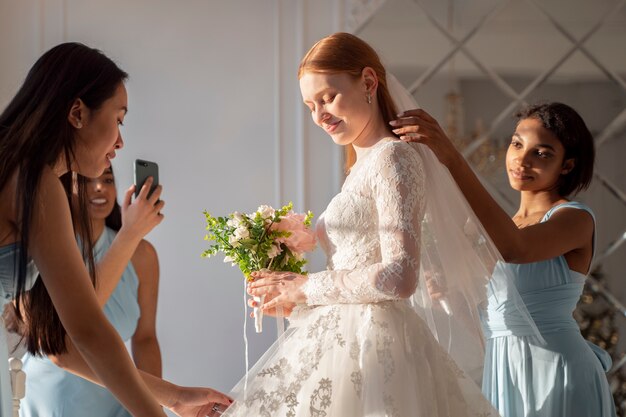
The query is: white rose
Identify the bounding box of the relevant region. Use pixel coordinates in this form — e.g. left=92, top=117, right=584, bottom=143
left=228, top=212, right=245, bottom=227
left=257, top=205, right=275, bottom=220
left=229, top=235, right=240, bottom=247
left=234, top=226, right=250, bottom=240
left=267, top=243, right=282, bottom=259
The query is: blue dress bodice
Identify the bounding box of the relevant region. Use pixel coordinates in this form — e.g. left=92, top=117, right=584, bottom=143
left=481, top=201, right=596, bottom=338
left=0, top=243, right=39, bottom=304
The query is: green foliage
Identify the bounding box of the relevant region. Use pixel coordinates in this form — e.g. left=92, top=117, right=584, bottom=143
left=202, top=203, right=314, bottom=281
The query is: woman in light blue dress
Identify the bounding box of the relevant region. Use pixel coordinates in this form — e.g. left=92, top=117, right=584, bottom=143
left=391, top=102, right=616, bottom=417
left=0, top=43, right=230, bottom=416
left=20, top=168, right=162, bottom=417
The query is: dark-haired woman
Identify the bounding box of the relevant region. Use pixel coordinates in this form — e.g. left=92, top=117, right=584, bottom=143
left=20, top=167, right=162, bottom=417
left=392, top=103, right=616, bottom=417
left=0, top=42, right=230, bottom=417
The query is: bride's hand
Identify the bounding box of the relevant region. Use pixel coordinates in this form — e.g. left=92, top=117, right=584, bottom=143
left=389, top=109, right=461, bottom=169
left=167, top=385, right=233, bottom=417
left=247, top=297, right=295, bottom=318
left=247, top=271, right=308, bottom=311
left=424, top=271, right=447, bottom=303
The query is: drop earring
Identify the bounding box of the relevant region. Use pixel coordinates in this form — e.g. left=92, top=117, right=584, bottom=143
left=367, top=93, right=372, bottom=104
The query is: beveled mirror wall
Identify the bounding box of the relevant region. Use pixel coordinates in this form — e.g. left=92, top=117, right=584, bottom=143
left=348, top=0, right=626, bottom=409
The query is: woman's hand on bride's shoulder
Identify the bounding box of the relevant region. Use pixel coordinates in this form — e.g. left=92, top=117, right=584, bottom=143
left=389, top=108, right=461, bottom=168
left=247, top=271, right=308, bottom=313
left=167, top=385, right=233, bottom=417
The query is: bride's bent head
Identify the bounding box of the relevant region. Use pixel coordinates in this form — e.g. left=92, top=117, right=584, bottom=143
left=298, top=32, right=398, bottom=170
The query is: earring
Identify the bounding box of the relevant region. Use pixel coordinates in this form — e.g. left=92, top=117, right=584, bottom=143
left=367, top=93, right=372, bottom=104
left=76, top=121, right=83, bottom=129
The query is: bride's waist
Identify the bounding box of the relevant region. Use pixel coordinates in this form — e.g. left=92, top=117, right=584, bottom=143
left=289, top=299, right=412, bottom=322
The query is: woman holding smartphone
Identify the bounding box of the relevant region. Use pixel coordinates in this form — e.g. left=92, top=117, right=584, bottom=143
left=0, top=42, right=230, bottom=417
left=19, top=167, right=163, bottom=417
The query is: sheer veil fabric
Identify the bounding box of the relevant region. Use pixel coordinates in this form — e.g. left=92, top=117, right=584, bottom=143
left=221, top=74, right=545, bottom=417
left=387, top=74, right=544, bottom=383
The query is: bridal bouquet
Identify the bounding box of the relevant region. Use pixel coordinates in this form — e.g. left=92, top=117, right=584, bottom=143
left=202, top=202, right=316, bottom=332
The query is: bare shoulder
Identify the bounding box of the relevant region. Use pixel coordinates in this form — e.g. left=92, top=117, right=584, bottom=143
left=131, top=239, right=159, bottom=283
left=36, top=166, right=67, bottom=204
left=31, top=167, right=72, bottom=232
left=547, top=206, right=594, bottom=233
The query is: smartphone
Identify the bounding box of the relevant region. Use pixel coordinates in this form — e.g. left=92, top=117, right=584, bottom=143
left=134, top=159, right=159, bottom=198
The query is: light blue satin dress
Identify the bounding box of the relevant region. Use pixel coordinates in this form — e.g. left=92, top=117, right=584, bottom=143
left=20, top=227, right=140, bottom=417
left=0, top=244, right=38, bottom=417
left=481, top=201, right=616, bottom=417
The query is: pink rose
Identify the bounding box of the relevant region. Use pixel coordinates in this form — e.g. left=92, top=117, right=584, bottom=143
left=270, top=212, right=317, bottom=254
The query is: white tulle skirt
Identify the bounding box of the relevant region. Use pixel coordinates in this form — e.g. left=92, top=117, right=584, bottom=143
left=223, top=300, right=498, bottom=417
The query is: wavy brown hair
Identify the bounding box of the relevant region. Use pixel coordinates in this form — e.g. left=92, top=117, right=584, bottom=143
left=298, top=32, right=398, bottom=172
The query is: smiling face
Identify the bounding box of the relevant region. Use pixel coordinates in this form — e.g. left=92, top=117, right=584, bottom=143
left=299, top=71, right=375, bottom=147
left=73, top=83, right=127, bottom=178
left=506, top=117, right=574, bottom=193
left=85, top=168, right=117, bottom=221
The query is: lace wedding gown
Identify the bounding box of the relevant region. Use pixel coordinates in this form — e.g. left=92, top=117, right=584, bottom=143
left=223, top=139, right=498, bottom=417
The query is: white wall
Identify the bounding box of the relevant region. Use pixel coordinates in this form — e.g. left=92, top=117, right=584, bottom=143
left=0, top=0, right=346, bottom=404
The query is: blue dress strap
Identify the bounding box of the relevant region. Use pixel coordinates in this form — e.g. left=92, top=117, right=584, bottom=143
left=543, top=201, right=595, bottom=223
left=543, top=201, right=596, bottom=262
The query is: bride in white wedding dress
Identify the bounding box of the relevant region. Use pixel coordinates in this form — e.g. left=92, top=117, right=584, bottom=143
left=223, top=32, right=536, bottom=417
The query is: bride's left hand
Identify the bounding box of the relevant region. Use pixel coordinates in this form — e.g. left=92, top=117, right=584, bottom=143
left=248, top=297, right=295, bottom=318
left=247, top=271, right=308, bottom=311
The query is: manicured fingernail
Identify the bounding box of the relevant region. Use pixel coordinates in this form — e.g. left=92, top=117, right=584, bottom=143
left=389, top=120, right=398, bottom=125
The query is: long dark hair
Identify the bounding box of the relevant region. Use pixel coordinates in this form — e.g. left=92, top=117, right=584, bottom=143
left=0, top=42, right=128, bottom=355
left=104, top=167, right=122, bottom=232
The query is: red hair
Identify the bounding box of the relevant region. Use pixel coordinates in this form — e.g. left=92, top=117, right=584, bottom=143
left=298, top=32, right=398, bottom=172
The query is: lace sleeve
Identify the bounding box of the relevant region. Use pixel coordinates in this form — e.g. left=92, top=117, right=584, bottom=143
left=302, top=142, right=426, bottom=305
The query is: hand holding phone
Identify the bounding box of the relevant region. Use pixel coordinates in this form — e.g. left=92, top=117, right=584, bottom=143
left=134, top=159, right=159, bottom=198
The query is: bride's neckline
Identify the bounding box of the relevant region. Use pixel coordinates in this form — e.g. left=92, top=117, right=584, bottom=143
left=352, top=137, right=398, bottom=168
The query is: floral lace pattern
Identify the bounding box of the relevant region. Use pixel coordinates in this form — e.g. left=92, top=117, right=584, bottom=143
left=223, top=140, right=497, bottom=417
left=302, top=140, right=426, bottom=305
